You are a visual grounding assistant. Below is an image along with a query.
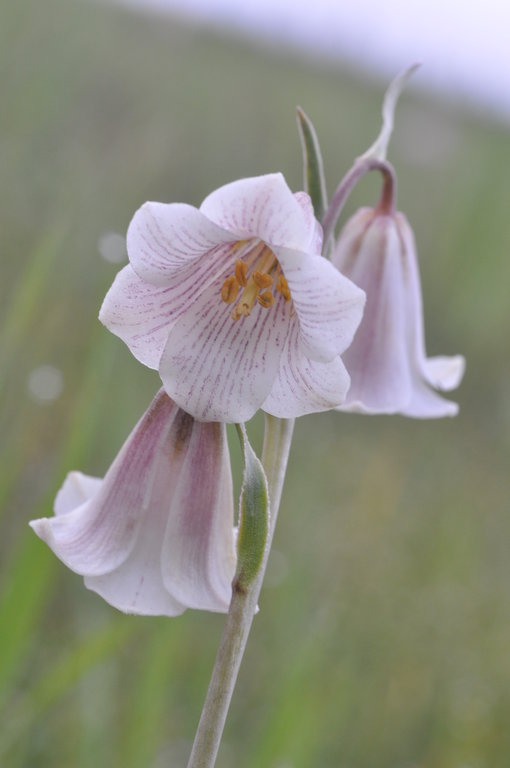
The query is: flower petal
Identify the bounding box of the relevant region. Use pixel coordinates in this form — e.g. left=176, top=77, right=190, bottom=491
left=161, top=420, right=236, bottom=610
left=159, top=274, right=292, bottom=422
left=100, top=241, right=239, bottom=369
left=54, top=472, right=102, bottom=516
left=275, top=246, right=365, bottom=363
left=402, top=378, right=459, bottom=418
left=127, top=202, right=232, bottom=284
left=335, top=215, right=415, bottom=413
left=397, top=212, right=465, bottom=413
left=200, top=174, right=318, bottom=251
left=99, top=264, right=180, bottom=369
left=293, top=191, right=324, bottom=252
left=422, top=355, right=466, bottom=391
left=84, top=532, right=188, bottom=617
left=332, top=208, right=464, bottom=417
left=30, top=391, right=237, bottom=616
left=30, top=392, right=181, bottom=578
left=262, top=319, right=351, bottom=417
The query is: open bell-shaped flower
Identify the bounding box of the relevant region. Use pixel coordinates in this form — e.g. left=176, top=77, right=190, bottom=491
left=30, top=390, right=236, bottom=616
left=331, top=205, right=465, bottom=417
left=99, top=173, right=365, bottom=422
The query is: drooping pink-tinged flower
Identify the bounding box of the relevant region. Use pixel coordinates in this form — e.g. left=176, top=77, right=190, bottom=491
left=30, top=390, right=236, bottom=616
left=331, top=207, right=465, bottom=417
left=99, top=174, right=365, bottom=422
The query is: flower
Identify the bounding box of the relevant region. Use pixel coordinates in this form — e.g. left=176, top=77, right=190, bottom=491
left=30, top=390, right=236, bottom=616
left=331, top=207, right=465, bottom=417
left=100, top=174, right=365, bottom=422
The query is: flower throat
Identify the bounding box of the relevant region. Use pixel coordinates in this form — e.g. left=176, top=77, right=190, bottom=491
left=220, top=240, right=290, bottom=321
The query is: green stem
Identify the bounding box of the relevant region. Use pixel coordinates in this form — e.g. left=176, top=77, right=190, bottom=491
left=186, top=416, right=295, bottom=768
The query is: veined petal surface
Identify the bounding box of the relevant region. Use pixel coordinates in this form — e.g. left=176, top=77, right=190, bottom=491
left=199, top=173, right=318, bottom=250
left=127, top=202, right=232, bottom=284
left=262, top=320, right=351, bottom=418
left=30, top=391, right=236, bottom=616
left=332, top=207, right=464, bottom=418
left=159, top=272, right=292, bottom=422
left=276, top=245, right=365, bottom=363
left=101, top=173, right=366, bottom=421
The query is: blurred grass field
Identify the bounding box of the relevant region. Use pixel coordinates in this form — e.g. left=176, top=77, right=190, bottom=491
left=1, top=0, right=510, bottom=766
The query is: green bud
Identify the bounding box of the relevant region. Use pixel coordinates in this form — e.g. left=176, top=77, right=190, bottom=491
left=234, top=424, right=269, bottom=592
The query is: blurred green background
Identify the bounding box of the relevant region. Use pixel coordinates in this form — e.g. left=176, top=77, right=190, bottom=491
left=1, top=0, right=509, bottom=766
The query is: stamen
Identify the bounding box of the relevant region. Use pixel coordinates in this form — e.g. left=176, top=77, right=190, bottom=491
left=221, top=275, right=240, bottom=304
left=257, top=290, right=275, bottom=309
left=275, top=274, right=291, bottom=302
left=234, top=259, right=248, bottom=287
left=253, top=271, right=273, bottom=290
left=222, top=240, right=292, bottom=319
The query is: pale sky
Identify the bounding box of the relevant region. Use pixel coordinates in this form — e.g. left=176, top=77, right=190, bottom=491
left=114, top=0, right=510, bottom=122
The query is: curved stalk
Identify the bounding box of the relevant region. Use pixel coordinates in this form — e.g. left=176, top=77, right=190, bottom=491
left=322, top=158, right=396, bottom=247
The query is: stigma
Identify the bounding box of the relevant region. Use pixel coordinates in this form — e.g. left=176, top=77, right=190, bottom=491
left=220, top=241, right=291, bottom=320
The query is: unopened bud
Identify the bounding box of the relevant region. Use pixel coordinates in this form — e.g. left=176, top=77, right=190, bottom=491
left=332, top=206, right=465, bottom=418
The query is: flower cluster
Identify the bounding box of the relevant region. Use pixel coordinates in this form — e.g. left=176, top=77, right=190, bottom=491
left=31, top=87, right=465, bottom=617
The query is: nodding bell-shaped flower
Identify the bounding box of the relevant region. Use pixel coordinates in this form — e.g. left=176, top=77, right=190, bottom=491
left=30, top=390, right=236, bottom=616
left=331, top=205, right=465, bottom=417
left=100, top=173, right=365, bottom=422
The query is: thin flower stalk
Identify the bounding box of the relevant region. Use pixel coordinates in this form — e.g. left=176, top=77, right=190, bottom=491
left=186, top=415, right=294, bottom=768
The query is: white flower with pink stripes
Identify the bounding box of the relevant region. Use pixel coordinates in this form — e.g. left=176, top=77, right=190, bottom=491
left=100, top=174, right=365, bottom=422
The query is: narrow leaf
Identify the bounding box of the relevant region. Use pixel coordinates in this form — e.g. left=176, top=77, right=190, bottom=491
left=297, top=107, right=328, bottom=221
left=360, top=63, right=421, bottom=162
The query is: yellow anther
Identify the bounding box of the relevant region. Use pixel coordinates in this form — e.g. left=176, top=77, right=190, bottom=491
left=222, top=241, right=292, bottom=319
left=221, top=275, right=240, bottom=304
left=234, top=259, right=249, bottom=287
left=257, top=290, right=275, bottom=309
left=275, top=274, right=291, bottom=302
left=253, top=271, right=273, bottom=290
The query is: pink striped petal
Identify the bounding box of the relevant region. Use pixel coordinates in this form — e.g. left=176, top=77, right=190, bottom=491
left=275, top=246, right=365, bottom=363
left=30, top=391, right=236, bottom=616
left=127, top=202, right=232, bottom=284
left=161, top=419, right=236, bottom=609
left=199, top=174, right=318, bottom=251
left=335, top=215, right=413, bottom=413
left=262, top=320, right=351, bottom=417
left=99, top=265, right=179, bottom=369
left=100, top=243, right=239, bottom=369
left=158, top=273, right=293, bottom=422
left=332, top=208, right=464, bottom=417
